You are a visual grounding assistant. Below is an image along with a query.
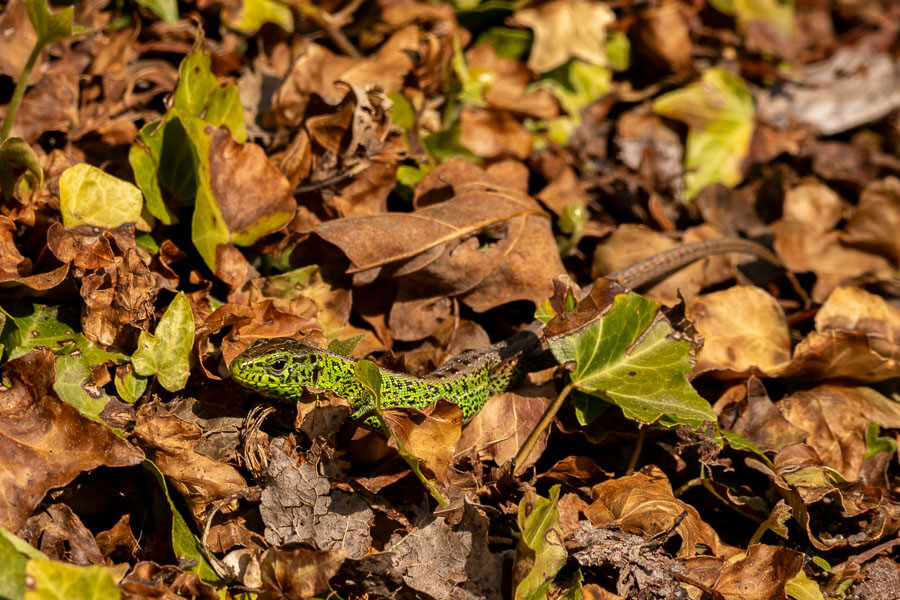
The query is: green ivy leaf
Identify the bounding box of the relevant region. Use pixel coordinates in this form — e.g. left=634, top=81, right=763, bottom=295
left=546, top=287, right=716, bottom=427
left=132, top=292, right=195, bottom=392
left=709, top=0, right=794, bottom=39
left=785, top=569, right=824, bottom=600
left=354, top=359, right=450, bottom=506
left=476, top=26, right=532, bottom=60
left=0, top=303, right=127, bottom=365
left=59, top=164, right=143, bottom=229
left=24, top=0, right=90, bottom=47
left=114, top=365, right=148, bottom=404
left=52, top=355, right=112, bottom=419
left=24, top=561, right=119, bottom=600
left=221, top=0, right=294, bottom=34
left=514, top=484, right=567, bottom=600
left=653, top=68, right=755, bottom=201
left=0, top=137, right=42, bottom=201
left=129, top=46, right=247, bottom=225
left=0, top=529, right=27, bottom=600
left=133, top=0, right=179, bottom=23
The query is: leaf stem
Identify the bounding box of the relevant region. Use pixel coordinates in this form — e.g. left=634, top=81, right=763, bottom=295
left=514, top=381, right=574, bottom=472
left=625, top=425, right=646, bottom=475
left=290, top=0, right=360, bottom=58
left=0, top=41, right=43, bottom=142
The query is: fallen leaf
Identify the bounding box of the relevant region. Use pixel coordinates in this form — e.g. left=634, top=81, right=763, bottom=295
left=0, top=350, right=143, bottom=531
left=384, top=398, right=463, bottom=487
left=132, top=292, right=195, bottom=392
left=653, top=68, right=755, bottom=201
left=512, top=0, right=615, bottom=73
left=59, top=163, right=143, bottom=229
left=513, top=484, right=567, bottom=600
left=843, top=177, right=900, bottom=262
left=584, top=466, right=734, bottom=558
left=779, top=385, right=900, bottom=480
left=259, top=546, right=345, bottom=600
left=689, top=285, right=792, bottom=377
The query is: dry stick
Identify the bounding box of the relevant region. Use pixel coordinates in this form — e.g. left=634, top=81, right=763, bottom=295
left=290, top=0, right=360, bottom=58
left=625, top=425, right=646, bottom=475
left=514, top=382, right=574, bottom=472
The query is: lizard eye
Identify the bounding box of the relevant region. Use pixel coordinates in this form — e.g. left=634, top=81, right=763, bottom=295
left=269, top=358, right=288, bottom=373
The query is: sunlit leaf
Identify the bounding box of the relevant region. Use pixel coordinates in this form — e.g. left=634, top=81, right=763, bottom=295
left=114, top=365, right=148, bottom=404
left=514, top=484, right=567, bottom=600
left=785, top=569, right=824, bottom=600
left=0, top=529, right=27, bottom=600
left=546, top=286, right=716, bottom=427
left=864, top=422, right=897, bottom=459
left=132, top=292, right=195, bottom=392
left=221, top=0, right=294, bottom=34
left=133, top=0, right=178, bottom=22
left=53, top=355, right=112, bottom=419
left=24, top=560, right=120, bottom=600
left=327, top=334, right=364, bottom=358
left=24, top=0, right=90, bottom=47
left=653, top=68, right=755, bottom=201
left=59, top=164, right=143, bottom=229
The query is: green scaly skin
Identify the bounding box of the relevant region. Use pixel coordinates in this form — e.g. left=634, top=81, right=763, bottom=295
left=229, top=338, right=526, bottom=427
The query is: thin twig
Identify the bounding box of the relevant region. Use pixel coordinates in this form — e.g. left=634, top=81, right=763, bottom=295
left=514, top=382, right=574, bottom=472
left=289, top=0, right=360, bottom=58
left=625, top=426, right=646, bottom=475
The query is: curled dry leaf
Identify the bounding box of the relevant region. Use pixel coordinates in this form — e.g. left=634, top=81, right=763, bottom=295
left=778, top=385, right=900, bottom=481
left=782, top=179, right=845, bottom=233
left=786, top=286, right=900, bottom=381
left=773, top=220, right=891, bottom=302
left=688, top=285, right=792, bottom=378
left=133, top=404, right=247, bottom=523
left=384, top=398, right=463, bottom=487
left=583, top=466, right=736, bottom=558
left=0, top=350, right=144, bottom=531
left=721, top=378, right=808, bottom=453
left=259, top=546, right=346, bottom=600
left=681, top=544, right=804, bottom=600
left=844, top=177, right=900, bottom=262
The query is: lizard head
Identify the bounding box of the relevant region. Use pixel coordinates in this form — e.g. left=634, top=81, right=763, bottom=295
left=229, top=338, right=322, bottom=399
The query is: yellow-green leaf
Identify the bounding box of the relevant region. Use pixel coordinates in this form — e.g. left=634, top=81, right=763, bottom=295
left=24, top=561, right=120, bottom=600
left=24, top=0, right=90, bottom=47
left=221, top=0, right=294, bottom=34
left=59, top=164, right=143, bottom=228
left=514, top=484, right=567, bottom=600
left=653, top=68, right=755, bottom=201
left=132, top=292, right=194, bottom=392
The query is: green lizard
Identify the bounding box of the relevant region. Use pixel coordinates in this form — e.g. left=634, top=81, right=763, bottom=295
left=230, top=238, right=786, bottom=426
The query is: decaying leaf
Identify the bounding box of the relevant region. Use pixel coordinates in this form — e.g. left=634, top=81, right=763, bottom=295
left=0, top=351, right=144, bottom=531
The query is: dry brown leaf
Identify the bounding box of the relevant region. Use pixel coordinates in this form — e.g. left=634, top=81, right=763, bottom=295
left=259, top=547, right=345, bottom=600
left=133, top=405, right=248, bottom=523
left=466, top=43, right=558, bottom=120
left=384, top=398, right=463, bottom=486
left=782, top=179, right=845, bottom=232
left=583, top=466, right=736, bottom=558
left=459, top=107, right=532, bottom=159
left=778, top=385, right=900, bottom=480
left=313, top=159, right=563, bottom=312
left=512, top=0, right=615, bottom=73
left=0, top=350, right=144, bottom=531
left=689, top=285, right=792, bottom=378
left=785, top=286, right=900, bottom=381
left=631, top=0, right=693, bottom=74
left=720, top=378, right=807, bottom=453
left=773, top=220, right=891, bottom=302
left=456, top=382, right=555, bottom=469
left=19, top=503, right=104, bottom=565
left=844, top=177, right=900, bottom=262
left=683, top=544, right=804, bottom=600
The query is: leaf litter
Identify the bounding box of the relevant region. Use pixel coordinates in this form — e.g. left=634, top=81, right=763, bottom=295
left=0, top=0, right=900, bottom=598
